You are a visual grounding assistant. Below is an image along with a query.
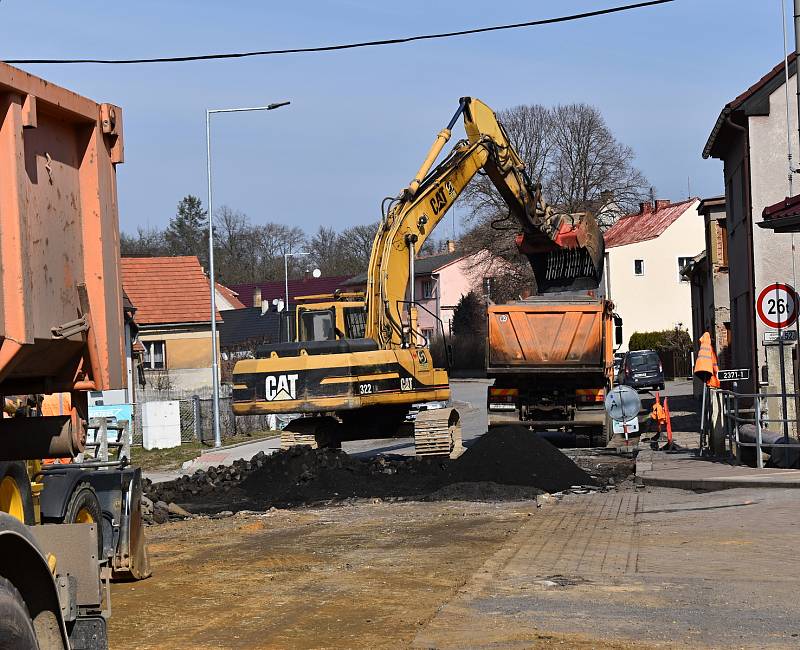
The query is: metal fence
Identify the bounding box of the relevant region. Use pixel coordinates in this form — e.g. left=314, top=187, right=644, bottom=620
left=131, top=393, right=275, bottom=447
left=707, top=388, right=800, bottom=468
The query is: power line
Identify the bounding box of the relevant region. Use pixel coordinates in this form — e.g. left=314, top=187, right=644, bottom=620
left=6, top=0, right=676, bottom=65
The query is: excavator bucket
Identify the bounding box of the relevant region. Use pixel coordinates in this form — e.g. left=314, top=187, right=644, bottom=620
left=519, top=211, right=605, bottom=293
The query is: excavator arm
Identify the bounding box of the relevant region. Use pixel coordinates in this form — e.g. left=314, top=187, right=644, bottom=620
left=365, top=97, right=604, bottom=348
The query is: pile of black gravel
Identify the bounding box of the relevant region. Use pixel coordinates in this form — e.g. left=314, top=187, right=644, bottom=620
left=145, top=426, right=596, bottom=517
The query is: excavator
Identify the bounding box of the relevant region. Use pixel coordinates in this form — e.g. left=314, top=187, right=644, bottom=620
left=231, top=97, right=604, bottom=456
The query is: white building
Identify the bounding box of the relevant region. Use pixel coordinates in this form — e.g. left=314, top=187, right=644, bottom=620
left=604, top=198, right=704, bottom=351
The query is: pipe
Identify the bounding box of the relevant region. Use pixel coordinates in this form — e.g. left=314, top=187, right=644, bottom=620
left=795, top=0, right=800, bottom=163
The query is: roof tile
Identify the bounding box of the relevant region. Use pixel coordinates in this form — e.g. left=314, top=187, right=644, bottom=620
left=604, top=198, right=697, bottom=248
left=121, top=256, right=221, bottom=325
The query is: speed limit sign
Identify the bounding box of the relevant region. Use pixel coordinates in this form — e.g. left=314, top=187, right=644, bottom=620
left=757, top=283, right=798, bottom=329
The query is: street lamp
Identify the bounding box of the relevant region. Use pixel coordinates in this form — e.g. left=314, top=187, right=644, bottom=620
left=206, top=101, right=290, bottom=448
left=283, top=252, right=321, bottom=341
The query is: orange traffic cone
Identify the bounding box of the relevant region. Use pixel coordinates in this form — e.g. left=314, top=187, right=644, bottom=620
left=661, top=397, right=680, bottom=452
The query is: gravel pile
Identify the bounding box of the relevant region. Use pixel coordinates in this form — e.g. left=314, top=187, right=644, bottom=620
left=143, top=426, right=598, bottom=523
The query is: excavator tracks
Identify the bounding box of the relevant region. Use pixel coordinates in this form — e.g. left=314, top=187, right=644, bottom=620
left=414, top=408, right=463, bottom=459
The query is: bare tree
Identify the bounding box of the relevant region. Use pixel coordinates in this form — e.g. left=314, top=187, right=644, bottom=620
left=121, top=226, right=168, bottom=257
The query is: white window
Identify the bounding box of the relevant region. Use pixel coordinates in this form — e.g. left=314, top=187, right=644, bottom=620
left=421, top=279, right=435, bottom=299
left=677, top=256, right=693, bottom=282
left=634, top=259, right=645, bottom=276
left=143, top=340, right=166, bottom=370
left=421, top=328, right=435, bottom=342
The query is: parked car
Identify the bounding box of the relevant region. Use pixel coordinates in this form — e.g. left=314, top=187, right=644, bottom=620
left=613, top=352, right=625, bottom=380
left=618, top=349, right=665, bottom=392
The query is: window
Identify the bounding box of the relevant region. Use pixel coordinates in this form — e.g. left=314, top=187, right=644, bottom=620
left=299, top=309, right=335, bottom=341
left=344, top=307, right=366, bottom=339
left=678, top=256, right=693, bottom=282
left=634, top=259, right=645, bottom=276
left=142, top=340, right=166, bottom=370
left=421, top=279, right=435, bottom=299
left=718, top=219, right=729, bottom=267
left=421, top=328, right=435, bottom=343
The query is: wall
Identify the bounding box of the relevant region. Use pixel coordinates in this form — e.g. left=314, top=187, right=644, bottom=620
left=606, top=200, right=704, bottom=351
left=138, top=325, right=219, bottom=393
left=747, top=75, right=799, bottom=390
left=415, top=256, right=487, bottom=337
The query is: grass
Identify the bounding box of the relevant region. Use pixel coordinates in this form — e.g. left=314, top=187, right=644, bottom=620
left=131, top=430, right=278, bottom=472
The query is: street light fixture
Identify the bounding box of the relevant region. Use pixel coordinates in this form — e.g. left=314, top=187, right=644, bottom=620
left=206, top=101, right=290, bottom=448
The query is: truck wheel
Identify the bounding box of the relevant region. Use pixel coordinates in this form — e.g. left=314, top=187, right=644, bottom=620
left=65, top=483, right=104, bottom=560
left=0, top=462, right=35, bottom=525
left=0, top=575, right=38, bottom=650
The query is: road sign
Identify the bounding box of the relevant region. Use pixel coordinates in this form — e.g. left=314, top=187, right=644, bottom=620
left=717, top=368, right=750, bottom=382
left=763, top=330, right=799, bottom=343
left=604, top=385, right=641, bottom=423
left=756, top=283, right=798, bottom=329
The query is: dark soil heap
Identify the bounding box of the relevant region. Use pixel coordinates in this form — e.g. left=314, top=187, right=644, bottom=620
left=145, top=426, right=597, bottom=517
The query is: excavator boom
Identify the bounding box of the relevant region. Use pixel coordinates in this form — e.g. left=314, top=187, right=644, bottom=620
left=365, top=97, right=605, bottom=346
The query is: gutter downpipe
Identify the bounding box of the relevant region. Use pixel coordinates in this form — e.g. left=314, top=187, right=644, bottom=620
left=795, top=0, right=800, bottom=159
left=725, top=115, right=758, bottom=394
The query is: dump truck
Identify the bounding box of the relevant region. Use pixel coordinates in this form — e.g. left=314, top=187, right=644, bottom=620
left=0, top=61, right=148, bottom=649
left=486, top=295, right=622, bottom=444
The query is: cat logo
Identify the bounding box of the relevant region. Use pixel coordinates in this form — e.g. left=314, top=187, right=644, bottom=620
left=265, top=374, right=299, bottom=401
left=445, top=181, right=456, bottom=198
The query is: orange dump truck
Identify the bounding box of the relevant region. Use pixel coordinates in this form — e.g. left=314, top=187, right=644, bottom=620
left=0, top=62, right=147, bottom=649
left=486, top=295, right=622, bottom=444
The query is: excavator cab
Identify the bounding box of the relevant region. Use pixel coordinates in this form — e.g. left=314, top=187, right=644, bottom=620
left=294, top=292, right=367, bottom=342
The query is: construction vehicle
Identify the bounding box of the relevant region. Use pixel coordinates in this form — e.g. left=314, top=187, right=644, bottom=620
left=232, top=97, right=604, bottom=456
left=0, top=62, right=148, bottom=649
left=486, top=295, right=623, bottom=444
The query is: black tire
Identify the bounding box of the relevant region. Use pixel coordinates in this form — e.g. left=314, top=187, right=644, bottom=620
left=657, top=384, right=665, bottom=392
left=0, top=462, right=35, bottom=526
left=64, top=483, right=104, bottom=561
left=0, top=575, right=37, bottom=650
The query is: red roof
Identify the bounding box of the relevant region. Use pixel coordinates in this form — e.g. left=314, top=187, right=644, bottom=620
left=121, top=256, right=221, bottom=325
left=232, top=276, right=353, bottom=307
left=215, top=282, right=245, bottom=309
left=604, top=198, right=697, bottom=248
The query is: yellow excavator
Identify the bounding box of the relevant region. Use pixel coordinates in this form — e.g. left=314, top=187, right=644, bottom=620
left=231, top=97, right=604, bottom=456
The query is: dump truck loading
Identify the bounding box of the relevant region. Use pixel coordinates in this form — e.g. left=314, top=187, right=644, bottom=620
left=486, top=295, right=622, bottom=444
left=0, top=61, right=147, bottom=650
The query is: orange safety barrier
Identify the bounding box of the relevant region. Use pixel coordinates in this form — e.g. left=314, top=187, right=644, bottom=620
left=693, top=332, right=720, bottom=388
left=664, top=396, right=674, bottom=447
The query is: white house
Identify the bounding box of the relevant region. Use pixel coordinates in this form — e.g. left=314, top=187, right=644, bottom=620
left=604, top=198, right=704, bottom=351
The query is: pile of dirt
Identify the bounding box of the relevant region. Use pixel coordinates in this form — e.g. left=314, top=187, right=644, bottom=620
left=144, top=426, right=597, bottom=519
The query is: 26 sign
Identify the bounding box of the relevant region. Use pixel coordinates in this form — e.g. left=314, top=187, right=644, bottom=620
left=756, top=283, right=799, bottom=329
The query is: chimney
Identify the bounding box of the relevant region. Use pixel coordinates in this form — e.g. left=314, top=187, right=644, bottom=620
left=446, top=240, right=456, bottom=253
left=253, top=287, right=262, bottom=308
left=261, top=301, right=269, bottom=316
left=654, top=199, right=671, bottom=211
left=639, top=201, right=653, bottom=215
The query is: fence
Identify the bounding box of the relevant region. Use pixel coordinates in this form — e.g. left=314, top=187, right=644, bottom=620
left=706, top=388, right=800, bottom=468
left=131, top=393, right=275, bottom=447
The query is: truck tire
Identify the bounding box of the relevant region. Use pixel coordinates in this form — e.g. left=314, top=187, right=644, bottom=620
left=0, top=575, right=38, bottom=650
left=64, top=483, right=104, bottom=560
left=0, top=462, right=35, bottom=525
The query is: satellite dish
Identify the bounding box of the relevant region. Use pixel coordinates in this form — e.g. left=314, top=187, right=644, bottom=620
left=604, top=385, right=641, bottom=422
left=312, top=268, right=322, bottom=278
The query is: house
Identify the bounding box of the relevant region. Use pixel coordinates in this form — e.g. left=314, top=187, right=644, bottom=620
left=604, top=198, right=704, bottom=351
left=703, top=54, right=799, bottom=394
left=121, top=256, right=221, bottom=393
left=682, top=196, right=730, bottom=374
left=214, top=282, right=245, bottom=311
left=344, top=248, right=494, bottom=340
left=232, top=276, right=352, bottom=310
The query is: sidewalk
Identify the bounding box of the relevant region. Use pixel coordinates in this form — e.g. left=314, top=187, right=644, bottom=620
left=634, top=424, right=800, bottom=489
left=145, top=435, right=281, bottom=484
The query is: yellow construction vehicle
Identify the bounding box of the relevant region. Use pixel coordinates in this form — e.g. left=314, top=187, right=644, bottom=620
left=232, top=97, right=604, bottom=456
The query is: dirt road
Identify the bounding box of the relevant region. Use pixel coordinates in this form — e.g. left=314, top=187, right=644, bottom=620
left=109, top=499, right=538, bottom=649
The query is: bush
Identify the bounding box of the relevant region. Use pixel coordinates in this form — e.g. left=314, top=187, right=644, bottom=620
left=629, top=327, right=692, bottom=353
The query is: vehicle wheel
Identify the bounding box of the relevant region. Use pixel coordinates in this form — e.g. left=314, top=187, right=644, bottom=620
left=0, top=462, right=35, bottom=525
left=657, top=383, right=665, bottom=392
left=64, top=483, right=104, bottom=560
left=0, top=575, right=37, bottom=650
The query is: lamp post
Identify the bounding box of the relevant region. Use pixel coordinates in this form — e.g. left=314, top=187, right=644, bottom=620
left=206, top=101, right=290, bottom=448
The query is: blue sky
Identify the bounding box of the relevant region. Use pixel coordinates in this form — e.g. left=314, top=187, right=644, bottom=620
left=0, top=1, right=785, bottom=235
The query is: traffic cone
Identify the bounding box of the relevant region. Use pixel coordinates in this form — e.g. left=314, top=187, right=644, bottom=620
left=661, top=397, right=680, bottom=452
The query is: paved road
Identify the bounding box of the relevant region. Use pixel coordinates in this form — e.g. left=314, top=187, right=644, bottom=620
left=415, top=485, right=800, bottom=648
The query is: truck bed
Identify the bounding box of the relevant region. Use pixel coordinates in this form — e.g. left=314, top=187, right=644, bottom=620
left=487, top=299, right=607, bottom=375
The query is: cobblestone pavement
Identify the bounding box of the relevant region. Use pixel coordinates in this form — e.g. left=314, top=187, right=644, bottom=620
left=415, top=486, right=800, bottom=649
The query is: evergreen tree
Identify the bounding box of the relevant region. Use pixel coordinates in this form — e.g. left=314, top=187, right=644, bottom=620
left=165, top=195, right=209, bottom=265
